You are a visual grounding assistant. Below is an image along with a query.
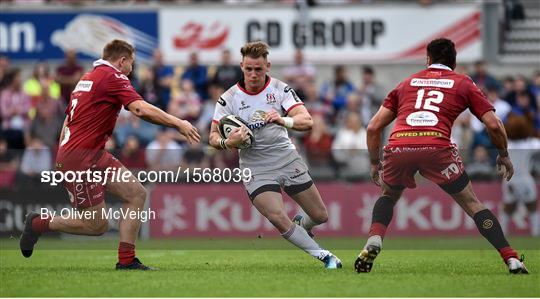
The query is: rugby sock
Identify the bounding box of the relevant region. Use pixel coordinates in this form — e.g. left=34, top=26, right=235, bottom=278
left=529, top=211, right=539, bottom=237
left=31, top=215, right=51, bottom=233
left=118, top=242, right=135, bottom=265
left=299, top=214, right=319, bottom=231
left=367, top=196, right=395, bottom=240
left=473, top=209, right=518, bottom=262
left=282, top=224, right=330, bottom=260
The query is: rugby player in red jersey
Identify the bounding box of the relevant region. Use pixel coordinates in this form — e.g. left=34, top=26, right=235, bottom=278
left=355, top=38, right=528, bottom=274
left=20, top=40, right=200, bottom=270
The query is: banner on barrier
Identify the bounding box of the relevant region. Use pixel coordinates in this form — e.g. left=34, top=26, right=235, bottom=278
left=0, top=11, right=158, bottom=62
left=149, top=182, right=536, bottom=238
left=159, top=5, right=482, bottom=64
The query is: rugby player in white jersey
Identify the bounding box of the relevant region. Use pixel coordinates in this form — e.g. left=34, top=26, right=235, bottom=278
left=209, top=41, right=342, bottom=269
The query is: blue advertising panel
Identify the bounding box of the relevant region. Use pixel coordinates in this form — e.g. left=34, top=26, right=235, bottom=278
left=0, top=11, right=158, bottom=62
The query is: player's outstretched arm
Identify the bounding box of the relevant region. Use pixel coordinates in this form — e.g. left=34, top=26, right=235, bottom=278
left=209, top=121, right=248, bottom=150
left=127, top=100, right=200, bottom=144
left=265, top=105, right=313, bottom=131
left=481, top=111, right=514, bottom=181
left=366, top=106, right=396, bottom=186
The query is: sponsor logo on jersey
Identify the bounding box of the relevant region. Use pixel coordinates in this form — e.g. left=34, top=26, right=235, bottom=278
left=218, top=97, right=226, bottom=106
left=239, top=100, right=251, bottom=110
left=73, top=80, right=93, bottom=92
left=394, top=131, right=443, bottom=138
left=266, top=93, right=276, bottom=104
left=406, top=111, right=439, bottom=126
left=248, top=111, right=268, bottom=131
left=114, top=73, right=129, bottom=81
left=410, top=78, right=454, bottom=88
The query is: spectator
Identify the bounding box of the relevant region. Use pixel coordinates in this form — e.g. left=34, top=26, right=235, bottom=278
left=0, top=69, right=31, bottom=149
left=168, top=79, right=202, bottom=123
left=118, top=135, right=146, bottom=171
left=197, top=83, right=224, bottom=138
left=212, top=49, right=243, bottom=90
left=0, top=56, right=11, bottom=92
left=23, top=61, right=62, bottom=120
left=358, top=66, right=385, bottom=124
left=114, top=110, right=159, bottom=147
left=506, top=91, right=540, bottom=138
left=0, top=137, right=17, bottom=171
left=470, top=60, right=500, bottom=91
left=27, top=96, right=63, bottom=149
left=282, top=49, right=316, bottom=98
left=319, top=65, right=355, bottom=113
left=470, top=86, right=512, bottom=151
left=506, top=75, right=537, bottom=110
left=302, top=81, right=333, bottom=122
left=56, top=49, right=84, bottom=104
left=501, top=75, right=515, bottom=100
left=466, top=146, right=494, bottom=180
left=18, top=137, right=52, bottom=187
left=151, top=49, right=174, bottom=110
left=302, top=114, right=334, bottom=167
left=331, top=111, right=369, bottom=179
left=145, top=129, right=184, bottom=171
left=182, top=52, right=208, bottom=100
left=181, top=142, right=209, bottom=169
left=137, top=66, right=160, bottom=108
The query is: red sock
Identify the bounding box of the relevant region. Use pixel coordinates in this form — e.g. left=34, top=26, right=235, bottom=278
left=118, top=242, right=135, bottom=265
left=368, top=223, right=388, bottom=238
left=499, top=246, right=518, bottom=263
left=31, top=215, right=50, bottom=233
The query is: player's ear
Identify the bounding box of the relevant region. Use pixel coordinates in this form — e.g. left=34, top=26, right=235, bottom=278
left=267, top=61, right=271, bottom=70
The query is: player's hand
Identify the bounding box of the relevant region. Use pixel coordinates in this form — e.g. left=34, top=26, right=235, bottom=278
left=370, top=162, right=382, bottom=187
left=265, top=109, right=285, bottom=126
left=177, top=120, right=201, bottom=144
left=226, top=126, right=249, bottom=148
left=496, top=154, right=514, bottom=181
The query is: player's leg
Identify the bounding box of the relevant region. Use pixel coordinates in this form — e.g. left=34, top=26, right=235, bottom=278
left=251, top=188, right=341, bottom=269
left=105, top=165, right=153, bottom=270
left=20, top=200, right=109, bottom=258
left=448, top=182, right=528, bottom=274
left=355, top=183, right=403, bottom=273
left=282, top=159, right=327, bottom=236
left=287, top=182, right=328, bottom=237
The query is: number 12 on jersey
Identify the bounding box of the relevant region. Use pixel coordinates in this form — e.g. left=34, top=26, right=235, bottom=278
left=414, top=89, right=444, bottom=112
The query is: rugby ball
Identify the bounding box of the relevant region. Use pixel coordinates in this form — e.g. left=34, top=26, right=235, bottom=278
left=218, top=115, right=255, bottom=149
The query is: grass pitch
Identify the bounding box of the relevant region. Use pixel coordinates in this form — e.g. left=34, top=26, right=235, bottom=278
left=1, top=237, right=539, bottom=297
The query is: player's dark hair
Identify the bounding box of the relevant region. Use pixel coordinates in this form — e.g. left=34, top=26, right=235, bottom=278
left=103, top=39, right=135, bottom=62
left=240, top=41, right=269, bottom=59
left=426, top=38, right=456, bottom=70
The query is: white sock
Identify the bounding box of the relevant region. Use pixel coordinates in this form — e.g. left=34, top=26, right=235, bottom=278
left=282, top=224, right=329, bottom=260
left=365, top=235, right=383, bottom=250
left=500, top=212, right=510, bottom=236
left=529, top=211, right=539, bottom=237
left=300, top=214, right=319, bottom=231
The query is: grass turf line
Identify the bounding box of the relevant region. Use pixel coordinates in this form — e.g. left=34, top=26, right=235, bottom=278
left=0, top=238, right=538, bottom=297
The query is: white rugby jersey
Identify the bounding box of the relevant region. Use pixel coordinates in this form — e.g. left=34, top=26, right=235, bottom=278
left=213, top=76, right=304, bottom=171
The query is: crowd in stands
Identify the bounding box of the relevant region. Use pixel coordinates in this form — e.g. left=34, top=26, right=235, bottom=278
left=0, top=48, right=539, bottom=188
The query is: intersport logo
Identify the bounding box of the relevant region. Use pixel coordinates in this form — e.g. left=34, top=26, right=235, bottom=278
left=173, top=21, right=229, bottom=49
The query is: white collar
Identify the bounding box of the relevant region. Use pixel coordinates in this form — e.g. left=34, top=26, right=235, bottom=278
left=428, top=63, right=452, bottom=71
left=93, top=59, right=120, bottom=72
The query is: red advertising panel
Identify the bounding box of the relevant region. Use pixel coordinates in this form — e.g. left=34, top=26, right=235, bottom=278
left=149, top=182, right=537, bottom=238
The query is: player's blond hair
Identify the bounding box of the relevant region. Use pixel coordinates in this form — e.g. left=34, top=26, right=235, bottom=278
left=240, top=41, right=269, bottom=59
left=103, top=39, right=135, bottom=62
